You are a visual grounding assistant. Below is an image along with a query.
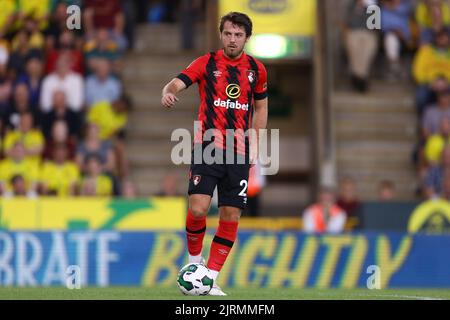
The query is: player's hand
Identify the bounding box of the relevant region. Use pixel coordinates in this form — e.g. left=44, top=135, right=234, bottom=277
left=161, top=93, right=179, bottom=108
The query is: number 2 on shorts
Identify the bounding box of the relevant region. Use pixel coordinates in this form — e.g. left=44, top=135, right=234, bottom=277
left=238, top=180, right=248, bottom=197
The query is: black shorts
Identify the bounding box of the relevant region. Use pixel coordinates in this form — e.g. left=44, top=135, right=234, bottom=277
left=188, top=160, right=251, bottom=210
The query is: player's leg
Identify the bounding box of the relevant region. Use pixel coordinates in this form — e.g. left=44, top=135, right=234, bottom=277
left=186, top=194, right=212, bottom=264
left=207, top=205, right=241, bottom=277
left=206, top=162, right=249, bottom=296
left=186, top=164, right=219, bottom=264
left=206, top=205, right=241, bottom=296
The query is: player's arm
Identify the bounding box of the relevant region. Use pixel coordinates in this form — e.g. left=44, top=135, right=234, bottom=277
left=161, top=78, right=187, bottom=108
left=250, top=97, right=268, bottom=164
left=162, top=54, right=207, bottom=108
left=250, top=62, right=269, bottom=164
left=253, top=98, right=268, bottom=132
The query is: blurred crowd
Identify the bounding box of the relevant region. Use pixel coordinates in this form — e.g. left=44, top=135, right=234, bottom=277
left=0, top=0, right=137, bottom=198
left=302, top=177, right=397, bottom=233
left=302, top=0, right=450, bottom=233
left=342, top=0, right=450, bottom=202
left=343, top=0, right=450, bottom=91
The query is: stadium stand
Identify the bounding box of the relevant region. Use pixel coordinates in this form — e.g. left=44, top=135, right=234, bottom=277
left=0, top=0, right=133, bottom=198
left=335, top=0, right=450, bottom=205
left=0, top=0, right=449, bottom=214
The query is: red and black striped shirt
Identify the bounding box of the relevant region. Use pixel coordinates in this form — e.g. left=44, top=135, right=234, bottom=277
left=177, top=49, right=268, bottom=155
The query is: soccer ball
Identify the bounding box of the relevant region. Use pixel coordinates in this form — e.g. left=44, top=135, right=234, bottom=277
left=177, top=263, right=214, bottom=296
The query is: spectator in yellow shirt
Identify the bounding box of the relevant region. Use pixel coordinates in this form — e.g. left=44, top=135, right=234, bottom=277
left=425, top=116, right=450, bottom=164
left=413, top=28, right=450, bottom=115
left=21, top=17, right=45, bottom=50
left=40, top=143, right=80, bottom=196
left=80, top=154, right=113, bottom=197
left=0, top=0, right=18, bottom=37
left=87, top=94, right=132, bottom=179
left=17, top=0, right=51, bottom=31
left=0, top=142, right=39, bottom=194
left=415, top=0, right=450, bottom=44
left=3, top=112, right=44, bottom=164
left=87, top=94, right=131, bottom=140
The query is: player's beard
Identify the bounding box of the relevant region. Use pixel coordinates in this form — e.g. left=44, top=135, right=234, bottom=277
left=224, top=45, right=244, bottom=59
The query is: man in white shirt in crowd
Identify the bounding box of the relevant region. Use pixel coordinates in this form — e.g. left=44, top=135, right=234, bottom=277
left=40, top=52, right=84, bottom=113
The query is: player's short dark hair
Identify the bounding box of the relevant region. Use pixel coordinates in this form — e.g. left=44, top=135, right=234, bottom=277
left=219, top=12, right=253, bottom=37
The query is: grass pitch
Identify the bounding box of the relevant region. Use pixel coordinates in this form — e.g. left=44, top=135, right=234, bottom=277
left=0, top=287, right=449, bottom=300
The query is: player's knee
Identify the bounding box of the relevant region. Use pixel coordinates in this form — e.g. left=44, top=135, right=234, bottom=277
left=220, top=209, right=241, bottom=222
left=189, top=204, right=209, bottom=218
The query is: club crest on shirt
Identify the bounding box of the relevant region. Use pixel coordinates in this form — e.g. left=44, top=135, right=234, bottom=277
left=193, top=175, right=201, bottom=186
left=247, top=70, right=256, bottom=83
left=213, top=70, right=222, bottom=78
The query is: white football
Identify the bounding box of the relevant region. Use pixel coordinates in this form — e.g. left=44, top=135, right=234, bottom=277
left=177, top=263, right=214, bottom=296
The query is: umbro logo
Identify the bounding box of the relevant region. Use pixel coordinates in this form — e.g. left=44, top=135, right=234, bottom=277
left=218, top=249, right=229, bottom=255
left=213, top=70, right=222, bottom=78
